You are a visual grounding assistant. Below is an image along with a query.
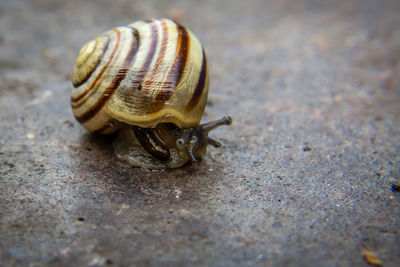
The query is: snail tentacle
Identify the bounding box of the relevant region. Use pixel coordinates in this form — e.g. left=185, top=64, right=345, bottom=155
left=200, top=116, right=233, bottom=133
left=207, top=137, right=222, bottom=148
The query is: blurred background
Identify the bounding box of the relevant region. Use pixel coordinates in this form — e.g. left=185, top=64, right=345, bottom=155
left=0, top=0, right=399, bottom=266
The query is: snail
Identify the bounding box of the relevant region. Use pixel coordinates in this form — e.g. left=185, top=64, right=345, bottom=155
left=71, top=18, right=232, bottom=169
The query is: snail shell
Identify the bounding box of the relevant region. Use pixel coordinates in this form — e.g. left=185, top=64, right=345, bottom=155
left=71, top=18, right=231, bottom=169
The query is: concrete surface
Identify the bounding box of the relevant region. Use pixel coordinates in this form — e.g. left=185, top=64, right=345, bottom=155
left=1, top=0, right=399, bottom=266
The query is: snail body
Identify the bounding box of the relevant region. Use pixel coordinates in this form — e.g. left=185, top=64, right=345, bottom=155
left=71, top=18, right=231, bottom=169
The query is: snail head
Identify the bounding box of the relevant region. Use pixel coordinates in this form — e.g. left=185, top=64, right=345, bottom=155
left=175, top=116, right=232, bottom=162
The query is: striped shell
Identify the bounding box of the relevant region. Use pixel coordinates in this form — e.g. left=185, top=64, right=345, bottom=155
left=71, top=18, right=209, bottom=134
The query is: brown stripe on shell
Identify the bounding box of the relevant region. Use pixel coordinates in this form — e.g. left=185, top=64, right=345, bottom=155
left=76, top=29, right=139, bottom=123
left=143, top=18, right=155, bottom=24
left=131, top=19, right=158, bottom=91
left=141, top=19, right=169, bottom=94
left=185, top=48, right=207, bottom=112
left=71, top=30, right=121, bottom=104
left=72, top=36, right=111, bottom=88
left=149, top=22, right=190, bottom=113
left=116, top=21, right=160, bottom=112
left=125, top=19, right=169, bottom=112
left=133, top=126, right=170, bottom=162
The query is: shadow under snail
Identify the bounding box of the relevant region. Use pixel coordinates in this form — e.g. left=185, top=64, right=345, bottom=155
left=71, top=18, right=232, bottom=169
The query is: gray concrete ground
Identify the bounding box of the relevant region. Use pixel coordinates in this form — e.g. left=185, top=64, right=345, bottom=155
left=1, top=0, right=399, bottom=266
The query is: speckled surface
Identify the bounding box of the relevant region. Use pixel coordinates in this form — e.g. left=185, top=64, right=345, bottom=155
left=1, top=0, right=399, bottom=266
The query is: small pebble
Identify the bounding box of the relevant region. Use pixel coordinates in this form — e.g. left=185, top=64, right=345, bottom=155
left=26, top=133, right=35, bottom=140
left=391, top=182, right=400, bottom=192
left=362, top=250, right=382, bottom=266
left=334, top=95, right=342, bottom=102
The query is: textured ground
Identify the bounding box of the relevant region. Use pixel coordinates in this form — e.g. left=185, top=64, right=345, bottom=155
left=1, top=0, right=399, bottom=266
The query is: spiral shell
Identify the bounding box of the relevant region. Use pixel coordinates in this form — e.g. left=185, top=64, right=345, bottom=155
left=71, top=18, right=209, bottom=134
